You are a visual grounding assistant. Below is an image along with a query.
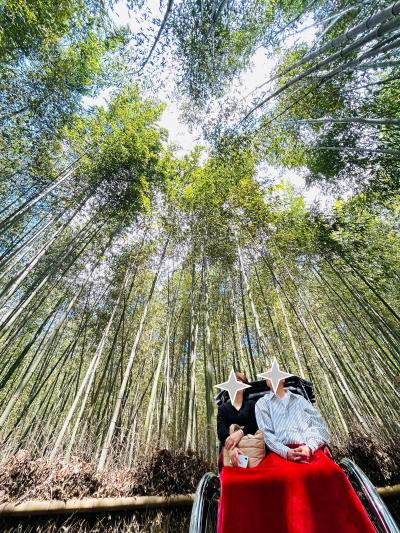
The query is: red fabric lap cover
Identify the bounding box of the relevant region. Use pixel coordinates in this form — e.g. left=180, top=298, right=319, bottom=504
left=217, top=450, right=376, bottom=533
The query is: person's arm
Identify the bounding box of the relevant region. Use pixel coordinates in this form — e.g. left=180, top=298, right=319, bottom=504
left=217, top=405, right=243, bottom=450
left=255, top=401, right=290, bottom=460
left=217, top=405, right=230, bottom=446
left=302, top=400, right=331, bottom=453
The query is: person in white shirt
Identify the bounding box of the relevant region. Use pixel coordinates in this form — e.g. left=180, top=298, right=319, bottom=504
left=255, top=377, right=330, bottom=462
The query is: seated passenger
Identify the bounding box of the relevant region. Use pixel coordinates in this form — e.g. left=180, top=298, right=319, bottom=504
left=217, top=375, right=375, bottom=533
left=217, top=371, right=258, bottom=470
left=255, top=376, right=330, bottom=463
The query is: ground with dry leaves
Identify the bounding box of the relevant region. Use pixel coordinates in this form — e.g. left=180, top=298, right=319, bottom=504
left=0, top=448, right=210, bottom=504
left=0, top=449, right=210, bottom=532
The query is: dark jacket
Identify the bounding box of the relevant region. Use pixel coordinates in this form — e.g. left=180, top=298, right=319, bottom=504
left=217, top=398, right=258, bottom=453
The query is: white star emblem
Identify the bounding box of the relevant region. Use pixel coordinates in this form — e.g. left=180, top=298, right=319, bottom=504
left=215, top=369, right=251, bottom=403
left=257, top=358, right=293, bottom=394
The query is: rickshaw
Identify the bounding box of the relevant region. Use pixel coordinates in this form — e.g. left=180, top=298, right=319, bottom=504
left=189, top=377, right=398, bottom=533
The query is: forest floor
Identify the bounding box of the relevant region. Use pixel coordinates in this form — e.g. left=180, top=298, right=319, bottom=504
left=0, top=448, right=209, bottom=532
left=0, top=448, right=210, bottom=503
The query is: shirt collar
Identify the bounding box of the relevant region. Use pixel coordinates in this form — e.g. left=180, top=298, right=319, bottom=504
left=263, top=388, right=294, bottom=402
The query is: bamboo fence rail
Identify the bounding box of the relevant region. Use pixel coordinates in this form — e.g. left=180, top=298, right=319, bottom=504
left=0, top=485, right=399, bottom=517
left=0, top=494, right=196, bottom=517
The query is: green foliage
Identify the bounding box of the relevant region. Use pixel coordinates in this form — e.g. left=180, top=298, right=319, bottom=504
left=331, top=194, right=400, bottom=289
left=0, top=0, right=131, bottom=190
left=65, top=86, right=166, bottom=222
left=172, top=0, right=275, bottom=106
left=0, top=0, right=109, bottom=59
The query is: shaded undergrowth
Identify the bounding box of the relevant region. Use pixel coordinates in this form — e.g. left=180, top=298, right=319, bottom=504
left=0, top=448, right=211, bottom=504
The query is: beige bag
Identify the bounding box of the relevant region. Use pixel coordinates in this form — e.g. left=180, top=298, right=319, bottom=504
left=223, top=424, right=265, bottom=468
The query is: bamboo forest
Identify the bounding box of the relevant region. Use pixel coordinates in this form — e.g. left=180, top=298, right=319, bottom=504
left=0, top=1, right=399, bottom=532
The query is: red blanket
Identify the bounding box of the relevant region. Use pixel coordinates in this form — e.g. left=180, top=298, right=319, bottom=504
left=217, top=449, right=375, bottom=533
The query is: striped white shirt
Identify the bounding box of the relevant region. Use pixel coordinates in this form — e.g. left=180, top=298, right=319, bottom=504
left=255, top=389, right=330, bottom=460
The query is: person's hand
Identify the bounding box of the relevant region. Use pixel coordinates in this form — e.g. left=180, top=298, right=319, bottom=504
left=287, top=449, right=299, bottom=462
left=228, top=447, right=243, bottom=467
left=225, top=429, right=243, bottom=450
left=288, top=445, right=311, bottom=463
left=295, top=445, right=311, bottom=462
